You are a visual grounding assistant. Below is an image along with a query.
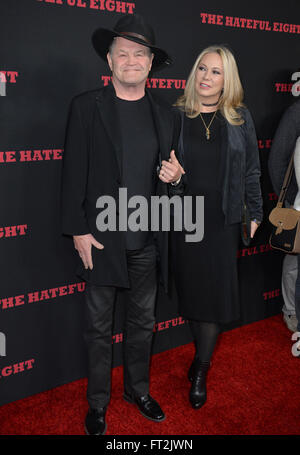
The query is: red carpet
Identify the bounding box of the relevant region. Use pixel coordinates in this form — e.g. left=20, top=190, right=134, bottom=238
left=0, top=314, right=299, bottom=435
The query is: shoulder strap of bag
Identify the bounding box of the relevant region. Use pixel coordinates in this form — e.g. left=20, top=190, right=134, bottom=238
left=277, top=152, right=295, bottom=208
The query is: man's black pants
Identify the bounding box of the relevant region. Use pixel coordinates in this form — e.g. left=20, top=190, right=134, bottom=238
left=84, top=244, right=158, bottom=410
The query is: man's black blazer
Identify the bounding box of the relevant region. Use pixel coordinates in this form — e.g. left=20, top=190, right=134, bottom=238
left=61, top=84, right=180, bottom=291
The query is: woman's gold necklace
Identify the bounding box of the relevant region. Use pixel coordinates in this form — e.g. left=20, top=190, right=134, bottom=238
left=199, top=110, right=217, bottom=140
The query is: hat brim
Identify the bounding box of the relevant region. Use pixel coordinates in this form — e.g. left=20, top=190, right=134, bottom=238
left=92, top=28, right=172, bottom=71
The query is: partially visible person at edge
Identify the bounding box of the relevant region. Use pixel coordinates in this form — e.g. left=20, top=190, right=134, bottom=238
left=268, top=98, right=300, bottom=334
left=160, top=45, right=263, bottom=409
left=61, top=14, right=183, bottom=435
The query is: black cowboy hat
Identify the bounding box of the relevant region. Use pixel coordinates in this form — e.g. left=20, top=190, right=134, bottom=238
left=92, top=13, right=172, bottom=70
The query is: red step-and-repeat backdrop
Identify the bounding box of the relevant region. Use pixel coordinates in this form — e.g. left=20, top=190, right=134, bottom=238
left=1, top=0, right=299, bottom=405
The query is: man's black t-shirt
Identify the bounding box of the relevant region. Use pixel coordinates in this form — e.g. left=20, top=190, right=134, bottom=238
left=115, top=94, right=159, bottom=250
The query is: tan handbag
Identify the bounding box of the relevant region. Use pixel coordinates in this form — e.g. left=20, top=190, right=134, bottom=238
left=269, top=151, right=300, bottom=253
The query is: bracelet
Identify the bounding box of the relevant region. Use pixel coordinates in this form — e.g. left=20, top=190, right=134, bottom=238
left=252, top=219, right=261, bottom=226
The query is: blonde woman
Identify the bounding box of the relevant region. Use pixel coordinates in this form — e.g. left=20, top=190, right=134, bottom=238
left=163, top=45, right=263, bottom=409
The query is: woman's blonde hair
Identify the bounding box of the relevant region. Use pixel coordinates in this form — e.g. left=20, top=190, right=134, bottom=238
left=175, top=45, right=245, bottom=125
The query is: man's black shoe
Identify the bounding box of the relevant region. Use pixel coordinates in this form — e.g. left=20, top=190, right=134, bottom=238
left=123, top=393, right=165, bottom=422
left=84, top=408, right=107, bottom=435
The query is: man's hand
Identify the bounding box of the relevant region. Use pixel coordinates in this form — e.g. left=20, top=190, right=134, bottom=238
left=73, top=234, right=104, bottom=270
left=159, top=150, right=185, bottom=184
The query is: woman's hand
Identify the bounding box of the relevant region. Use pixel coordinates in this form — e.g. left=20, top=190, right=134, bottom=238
left=250, top=220, right=260, bottom=238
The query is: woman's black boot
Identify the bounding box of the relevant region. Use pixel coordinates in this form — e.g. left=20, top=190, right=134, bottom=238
left=187, top=356, right=198, bottom=382
left=189, top=360, right=210, bottom=409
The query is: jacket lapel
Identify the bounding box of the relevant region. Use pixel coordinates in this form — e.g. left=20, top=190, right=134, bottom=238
left=182, top=112, right=190, bottom=168
left=95, top=85, right=122, bottom=178
left=219, top=116, right=229, bottom=189
left=176, top=112, right=190, bottom=175
left=146, top=90, right=170, bottom=166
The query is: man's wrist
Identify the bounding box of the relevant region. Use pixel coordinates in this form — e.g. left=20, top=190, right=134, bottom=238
left=170, top=176, right=182, bottom=186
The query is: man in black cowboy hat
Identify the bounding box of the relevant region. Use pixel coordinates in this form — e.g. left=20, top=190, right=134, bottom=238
left=61, top=14, right=184, bottom=435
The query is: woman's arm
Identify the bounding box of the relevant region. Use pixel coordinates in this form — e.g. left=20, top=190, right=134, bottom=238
left=243, top=108, right=263, bottom=224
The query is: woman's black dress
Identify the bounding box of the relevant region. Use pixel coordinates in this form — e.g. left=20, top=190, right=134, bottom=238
left=171, top=112, right=240, bottom=324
